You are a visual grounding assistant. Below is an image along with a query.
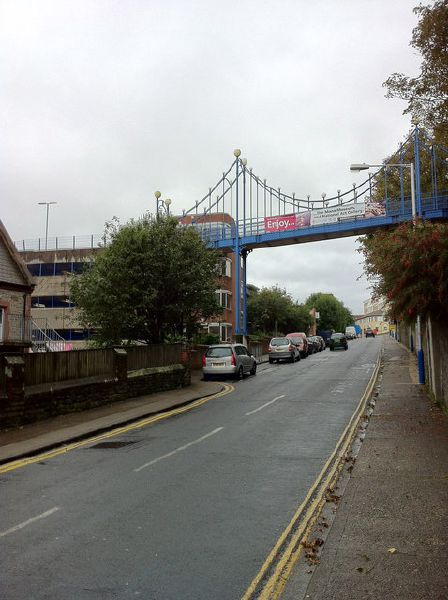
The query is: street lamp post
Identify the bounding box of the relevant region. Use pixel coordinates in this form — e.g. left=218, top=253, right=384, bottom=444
left=38, top=201, right=57, bottom=250
left=350, top=161, right=424, bottom=384
left=154, top=191, right=172, bottom=216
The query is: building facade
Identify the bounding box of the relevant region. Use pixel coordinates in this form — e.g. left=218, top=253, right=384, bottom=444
left=0, top=221, right=35, bottom=352
left=21, top=248, right=94, bottom=348
left=18, top=214, right=242, bottom=345
left=356, top=296, right=390, bottom=335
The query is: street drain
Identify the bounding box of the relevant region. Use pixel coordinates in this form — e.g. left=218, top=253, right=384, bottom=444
left=89, top=440, right=137, bottom=449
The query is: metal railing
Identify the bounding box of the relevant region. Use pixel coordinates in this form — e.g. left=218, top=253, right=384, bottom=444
left=15, top=234, right=103, bottom=252
left=31, top=318, right=67, bottom=352
left=14, top=193, right=448, bottom=252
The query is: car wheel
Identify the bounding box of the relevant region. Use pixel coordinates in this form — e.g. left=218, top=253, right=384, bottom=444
left=203, top=374, right=209, bottom=381
left=250, top=362, right=257, bottom=376
left=330, top=347, right=334, bottom=351
left=296, top=353, right=301, bottom=361
left=269, top=358, right=273, bottom=364
left=237, top=366, right=244, bottom=380
left=290, top=353, right=295, bottom=363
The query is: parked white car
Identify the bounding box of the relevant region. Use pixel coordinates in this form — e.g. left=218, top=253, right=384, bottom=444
left=202, top=343, right=257, bottom=380
left=268, top=337, right=300, bottom=363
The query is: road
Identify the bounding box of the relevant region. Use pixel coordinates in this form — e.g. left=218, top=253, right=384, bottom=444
left=1, top=337, right=381, bottom=600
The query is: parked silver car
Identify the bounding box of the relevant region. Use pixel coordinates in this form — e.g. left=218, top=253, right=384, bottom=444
left=202, top=343, right=257, bottom=380
left=268, top=337, right=300, bottom=363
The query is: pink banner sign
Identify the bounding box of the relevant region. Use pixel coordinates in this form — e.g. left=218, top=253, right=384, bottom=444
left=264, top=212, right=311, bottom=232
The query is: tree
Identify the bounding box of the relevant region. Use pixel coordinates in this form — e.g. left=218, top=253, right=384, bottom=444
left=70, top=215, right=221, bottom=345
left=304, top=292, right=354, bottom=332
left=358, top=221, right=448, bottom=322
left=247, top=286, right=311, bottom=335
left=383, top=1, right=448, bottom=140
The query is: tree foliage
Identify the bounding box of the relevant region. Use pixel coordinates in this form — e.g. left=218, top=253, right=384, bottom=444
left=304, top=292, right=354, bottom=332
left=70, top=215, right=221, bottom=345
left=247, top=286, right=312, bottom=335
left=358, top=221, right=448, bottom=322
left=383, top=1, right=448, bottom=139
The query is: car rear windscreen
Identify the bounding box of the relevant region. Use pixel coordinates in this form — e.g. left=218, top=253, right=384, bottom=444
left=270, top=338, right=289, bottom=346
left=206, top=347, right=233, bottom=358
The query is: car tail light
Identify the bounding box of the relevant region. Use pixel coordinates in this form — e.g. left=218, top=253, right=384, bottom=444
left=202, top=354, right=206, bottom=367
left=288, top=344, right=293, bottom=351
left=231, top=353, right=236, bottom=365
left=268, top=346, right=272, bottom=352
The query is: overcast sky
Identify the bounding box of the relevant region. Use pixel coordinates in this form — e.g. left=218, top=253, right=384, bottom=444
left=1, top=0, right=420, bottom=314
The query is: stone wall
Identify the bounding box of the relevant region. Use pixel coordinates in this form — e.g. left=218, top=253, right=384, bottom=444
left=425, top=316, right=448, bottom=411
left=0, top=354, right=190, bottom=428
left=397, top=316, right=448, bottom=411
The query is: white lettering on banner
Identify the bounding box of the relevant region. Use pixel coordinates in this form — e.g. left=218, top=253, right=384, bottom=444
left=264, top=214, right=297, bottom=232
left=310, top=203, right=366, bottom=225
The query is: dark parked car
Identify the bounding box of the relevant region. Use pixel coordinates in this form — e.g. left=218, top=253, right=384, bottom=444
left=329, top=333, right=348, bottom=351
left=286, top=332, right=308, bottom=359
left=311, top=335, right=325, bottom=351
left=203, top=343, right=257, bottom=380
left=365, top=327, right=376, bottom=338
left=317, top=330, right=334, bottom=347
left=306, top=337, right=319, bottom=355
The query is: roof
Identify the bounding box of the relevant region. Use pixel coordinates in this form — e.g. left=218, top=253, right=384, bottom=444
left=0, top=220, right=35, bottom=289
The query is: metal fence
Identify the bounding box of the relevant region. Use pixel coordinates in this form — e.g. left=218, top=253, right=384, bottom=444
left=15, top=234, right=103, bottom=252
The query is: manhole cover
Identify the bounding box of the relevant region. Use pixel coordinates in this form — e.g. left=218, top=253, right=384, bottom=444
left=90, top=440, right=136, bottom=449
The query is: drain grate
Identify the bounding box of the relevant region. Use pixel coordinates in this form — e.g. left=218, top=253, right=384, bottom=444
left=89, top=440, right=137, bottom=449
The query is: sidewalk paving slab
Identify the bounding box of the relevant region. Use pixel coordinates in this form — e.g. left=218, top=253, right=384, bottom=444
left=282, top=336, right=448, bottom=600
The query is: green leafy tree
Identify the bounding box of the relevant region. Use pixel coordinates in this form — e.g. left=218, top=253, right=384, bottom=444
left=369, top=2, right=448, bottom=205
left=358, top=221, right=448, bottom=321
left=247, top=285, right=311, bottom=335
left=383, top=0, right=448, bottom=139
left=70, top=215, right=221, bottom=345
left=304, top=292, right=354, bottom=332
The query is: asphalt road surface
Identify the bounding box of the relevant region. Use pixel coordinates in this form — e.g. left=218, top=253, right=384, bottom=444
left=1, top=337, right=381, bottom=600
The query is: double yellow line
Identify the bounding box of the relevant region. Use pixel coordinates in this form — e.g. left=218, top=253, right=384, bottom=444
left=0, top=384, right=234, bottom=475
left=242, top=354, right=382, bottom=600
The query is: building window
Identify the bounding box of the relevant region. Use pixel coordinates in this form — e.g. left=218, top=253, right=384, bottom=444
left=208, top=322, right=232, bottom=342
left=218, top=257, right=232, bottom=278
left=215, top=289, right=232, bottom=310
left=26, top=262, right=89, bottom=277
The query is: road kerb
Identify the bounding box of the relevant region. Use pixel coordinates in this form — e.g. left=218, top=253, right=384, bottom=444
left=0, top=384, right=234, bottom=474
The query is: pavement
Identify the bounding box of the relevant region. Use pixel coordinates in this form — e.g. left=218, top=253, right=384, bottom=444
left=1, top=339, right=447, bottom=599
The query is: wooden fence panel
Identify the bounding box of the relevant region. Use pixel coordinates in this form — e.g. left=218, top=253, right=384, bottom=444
left=24, top=349, right=115, bottom=386
left=126, top=344, right=182, bottom=371
left=23, top=344, right=182, bottom=386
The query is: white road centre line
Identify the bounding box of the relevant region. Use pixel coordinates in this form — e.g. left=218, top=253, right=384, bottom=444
left=134, top=427, right=224, bottom=473
left=0, top=507, right=60, bottom=538
left=245, top=395, right=286, bottom=416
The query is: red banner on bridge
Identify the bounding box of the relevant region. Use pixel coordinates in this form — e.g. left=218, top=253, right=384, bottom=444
left=264, top=212, right=311, bottom=232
